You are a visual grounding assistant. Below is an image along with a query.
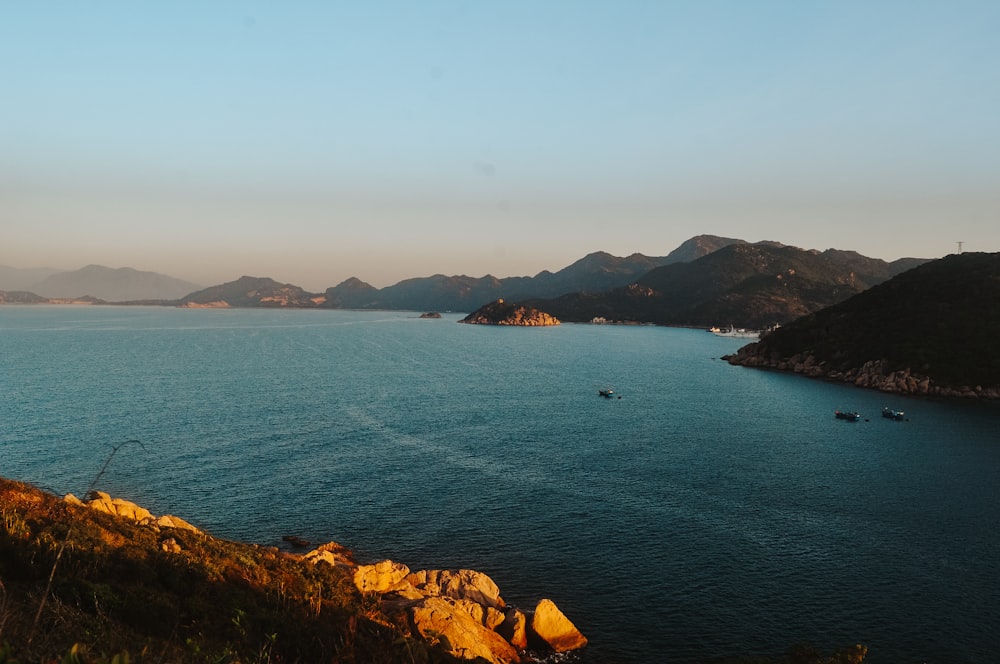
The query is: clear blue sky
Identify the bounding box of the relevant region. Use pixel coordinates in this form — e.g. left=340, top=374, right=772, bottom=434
left=3, top=1, right=998, bottom=289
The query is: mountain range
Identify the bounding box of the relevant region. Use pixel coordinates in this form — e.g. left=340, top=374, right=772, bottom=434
left=2, top=236, right=930, bottom=328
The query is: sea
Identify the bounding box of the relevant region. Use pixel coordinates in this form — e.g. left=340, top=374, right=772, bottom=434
left=1, top=306, right=998, bottom=663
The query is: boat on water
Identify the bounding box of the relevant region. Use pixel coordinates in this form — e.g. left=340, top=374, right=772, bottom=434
left=882, top=407, right=905, bottom=420
left=599, top=388, right=615, bottom=398
left=835, top=410, right=861, bottom=422
left=710, top=324, right=760, bottom=339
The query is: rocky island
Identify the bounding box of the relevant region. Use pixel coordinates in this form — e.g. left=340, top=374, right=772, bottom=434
left=459, top=299, right=560, bottom=326
left=0, top=477, right=585, bottom=664
left=724, top=252, right=1000, bottom=399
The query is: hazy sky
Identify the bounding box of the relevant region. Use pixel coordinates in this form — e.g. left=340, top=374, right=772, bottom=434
left=3, top=2, right=998, bottom=289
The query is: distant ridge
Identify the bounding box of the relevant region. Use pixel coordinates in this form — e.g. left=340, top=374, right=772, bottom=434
left=0, top=265, right=62, bottom=291
left=28, top=265, right=201, bottom=302
left=725, top=252, right=1000, bottom=398
left=527, top=242, right=930, bottom=328
left=179, top=276, right=323, bottom=308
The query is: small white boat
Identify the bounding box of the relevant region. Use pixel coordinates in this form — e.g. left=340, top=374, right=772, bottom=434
left=710, top=324, right=759, bottom=339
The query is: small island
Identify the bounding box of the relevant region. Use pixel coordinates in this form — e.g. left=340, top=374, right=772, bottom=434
left=459, top=299, right=561, bottom=326
left=419, top=311, right=443, bottom=319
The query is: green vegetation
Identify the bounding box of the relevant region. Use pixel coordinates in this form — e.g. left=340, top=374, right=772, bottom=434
left=0, top=477, right=460, bottom=664
left=742, top=252, right=1000, bottom=389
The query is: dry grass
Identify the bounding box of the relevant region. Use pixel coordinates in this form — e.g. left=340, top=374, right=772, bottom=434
left=0, top=477, right=459, bottom=664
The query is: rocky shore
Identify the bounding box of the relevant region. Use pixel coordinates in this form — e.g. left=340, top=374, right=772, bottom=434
left=61, top=488, right=586, bottom=663
left=459, top=299, right=560, bottom=326
left=724, top=346, right=1000, bottom=400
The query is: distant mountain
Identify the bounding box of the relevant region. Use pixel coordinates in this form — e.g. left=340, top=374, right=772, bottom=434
left=320, top=251, right=672, bottom=312
left=0, top=265, right=62, bottom=291
left=725, top=252, right=1000, bottom=398
left=661, top=234, right=748, bottom=263
left=0, top=290, right=50, bottom=304
left=179, top=276, right=323, bottom=308
left=28, top=265, right=201, bottom=301
left=322, top=277, right=379, bottom=308
left=527, top=243, right=931, bottom=328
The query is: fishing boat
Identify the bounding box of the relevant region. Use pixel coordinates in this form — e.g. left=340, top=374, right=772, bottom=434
left=599, top=389, right=615, bottom=398
left=835, top=410, right=861, bottom=422
left=882, top=407, right=905, bottom=420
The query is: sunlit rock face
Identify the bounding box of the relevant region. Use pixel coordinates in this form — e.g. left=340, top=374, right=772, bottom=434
left=459, top=299, right=560, bottom=326
left=65, top=490, right=202, bottom=534
left=351, top=561, right=587, bottom=663
left=530, top=598, right=588, bottom=652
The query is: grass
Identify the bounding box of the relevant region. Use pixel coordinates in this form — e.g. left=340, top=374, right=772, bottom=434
left=0, top=476, right=460, bottom=664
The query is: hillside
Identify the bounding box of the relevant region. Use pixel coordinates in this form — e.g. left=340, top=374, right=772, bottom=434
left=0, top=477, right=599, bottom=664
left=529, top=243, right=928, bottom=328
left=179, top=276, right=324, bottom=308
left=28, top=265, right=201, bottom=302
left=0, top=477, right=870, bottom=664
left=0, top=265, right=62, bottom=291
left=725, top=252, right=1000, bottom=398
left=0, top=476, right=462, bottom=663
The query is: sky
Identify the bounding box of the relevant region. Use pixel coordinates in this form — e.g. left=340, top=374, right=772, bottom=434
left=3, top=1, right=999, bottom=290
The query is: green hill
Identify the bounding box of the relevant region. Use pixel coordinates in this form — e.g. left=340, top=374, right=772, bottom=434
left=529, top=243, right=925, bottom=328
left=725, top=252, right=1000, bottom=397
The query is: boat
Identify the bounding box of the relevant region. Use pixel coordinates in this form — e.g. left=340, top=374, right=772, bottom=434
left=599, top=389, right=615, bottom=398
left=882, top=407, right=905, bottom=420
left=710, top=324, right=760, bottom=339
left=835, top=410, right=861, bottom=421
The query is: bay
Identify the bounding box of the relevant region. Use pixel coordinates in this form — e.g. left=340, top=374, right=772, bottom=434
left=1, top=306, right=998, bottom=663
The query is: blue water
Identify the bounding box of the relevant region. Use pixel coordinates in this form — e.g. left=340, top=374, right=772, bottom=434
left=2, top=306, right=998, bottom=663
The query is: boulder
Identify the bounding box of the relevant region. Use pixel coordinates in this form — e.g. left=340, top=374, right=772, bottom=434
left=407, top=569, right=505, bottom=609
left=310, top=540, right=356, bottom=565
left=155, top=514, right=202, bottom=534
left=530, top=598, right=588, bottom=652
left=354, top=560, right=411, bottom=593
left=409, top=596, right=520, bottom=664
left=304, top=549, right=338, bottom=567
left=496, top=608, right=529, bottom=650
left=111, top=498, right=153, bottom=523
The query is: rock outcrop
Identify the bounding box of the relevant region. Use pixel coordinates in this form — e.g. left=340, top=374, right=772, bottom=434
left=59, top=489, right=587, bottom=663
left=459, top=299, right=560, bottom=326
left=530, top=598, right=588, bottom=652
left=65, top=490, right=203, bottom=534
left=725, top=348, right=1000, bottom=400
left=311, top=553, right=587, bottom=664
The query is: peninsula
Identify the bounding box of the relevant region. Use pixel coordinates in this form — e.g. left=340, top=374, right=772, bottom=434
left=724, top=252, right=1000, bottom=399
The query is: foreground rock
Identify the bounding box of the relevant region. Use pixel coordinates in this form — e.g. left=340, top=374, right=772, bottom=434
left=332, top=557, right=586, bottom=663
left=65, top=490, right=202, bottom=534
left=459, top=299, right=560, bottom=326
left=531, top=598, right=588, bottom=652
left=59, top=488, right=586, bottom=663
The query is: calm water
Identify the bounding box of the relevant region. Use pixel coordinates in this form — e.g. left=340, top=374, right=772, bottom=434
left=2, top=306, right=998, bottom=663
